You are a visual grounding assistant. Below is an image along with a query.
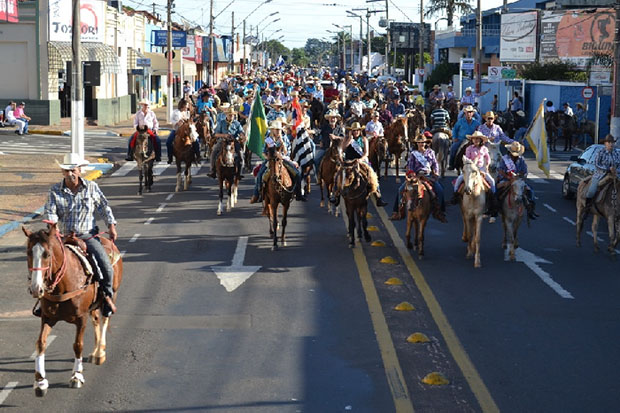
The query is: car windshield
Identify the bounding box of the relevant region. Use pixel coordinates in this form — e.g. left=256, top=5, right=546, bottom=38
left=581, top=145, right=603, bottom=163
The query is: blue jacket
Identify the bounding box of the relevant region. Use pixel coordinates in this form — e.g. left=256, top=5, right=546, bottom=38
left=452, top=117, right=480, bottom=142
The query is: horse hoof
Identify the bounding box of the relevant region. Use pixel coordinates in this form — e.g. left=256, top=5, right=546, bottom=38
left=418, top=253, right=424, bottom=260
left=93, top=355, right=106, bottom=365
left=320, top=201, right=325, bottom=208
left=272, top=245, right=278, bottom=251
left=217, top=211, right=222, bottom=216
left=283, top=241, right=287, bottom=247
left=35, top=387, right=47, bottom=397
left=474, top=262, right=481, bottom=268
left=138, top=191, right=142, bottom=196
left=69, top=378, right=83, bottom=389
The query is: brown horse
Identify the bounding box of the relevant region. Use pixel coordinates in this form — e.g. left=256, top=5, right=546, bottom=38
left=384, top=116, right=408, bottom=182
left=264, top=145, right=294, bottom=250
left=22, top=224, right=122, bottom=396
left=173, top=119, right=198, bottom=192
left=317, top=136, right=343, bottom=216
left=406, top=108, right=426, bottom=151
left=195, top=112, right=212, bottom=158
left=403, top=174, right=432, bottom=257
left=545, top=111, right=561, bottom=152
left=558, top=112, right=577, bottom=151
left=368, top=135, right=388, bottom=178
left=341, top=160, right=372, bottom=248
left=446, top=99, right=459, bottom=127
left=216, top=137, right=240, bottom=215
left=133, top=125, right=155, bottom=195
left=500, top=177, right=526, bottom=261
left=576, top=174, right=620, bottom=255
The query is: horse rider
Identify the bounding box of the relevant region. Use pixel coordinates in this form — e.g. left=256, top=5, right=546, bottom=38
left=563, top=102, right=574, bottom=117
left=449, top=105, right=481, bottom=170
left=430, top=101, right=451, bottom=134
left=183, top=81, right=195, bottom=105
left=451, top=131, right=499, bottom=220
left=477, top=111, right=513, bottom=144
left=445, top=85, right=455, bottom=103
left=125, top=99, right=162, bottom=162
left=349, top=94, right=365, bottom=119
left=388, top=96, right=406, bottom=119
left=461, top=86, right=490, bottom=108
left=428, top=85, right=445, bottom=108
left=316, top=110, right=344, bottom=166
left=266, top=99, right=286, bottom=123
left=389, top=133, right=447, bottom=222
left=367, top=77, right=379, bottom=95
left=36, top=153, right=118, bottom=317
left=166, top=100, right=201, bottom=164
left=365, top=111, right=384, bottom=140
left=207, top=107, right=244, bottom=179
left=250, top=120, right=306, bottom=204
left=411, top=87, right=425, bottom=109
left=497, top=141, right=539, bottom=220
left=329, top=122, right=389, bottom=207
left=585, top=134, right=620, bottom=210
left=378, top=101, right=393, bottom=126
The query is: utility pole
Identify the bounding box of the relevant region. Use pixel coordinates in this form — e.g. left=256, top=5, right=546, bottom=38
left=349, top=26, right=354, bottom=72
left=152, top=2, right=156, bottom=16
left=386, top=0, right=390, bottom=74
left=70, top=0, right=83, bottom=157
left=243, top=20, right=246, bottom=74
left=209, top=0, right=214, bottom=87
left=166, top=0, right=173, bottom=122
left=612, top=0, right=620, bottom=143
left=342, top=32, right=346, bottom=70
left=475, top=0, right=482, bottom=94
left=231, top=12, right=235, bottom=73
left=419, top=0, right=424, bottom=83
left=367, top=12, right=371, bottom=74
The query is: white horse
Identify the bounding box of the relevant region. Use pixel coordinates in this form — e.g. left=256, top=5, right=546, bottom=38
left=460, top=157, right=488, bottom=268
left=487, top=141, right=502, bottom=176
left=500, top=177, right=525, bottom=261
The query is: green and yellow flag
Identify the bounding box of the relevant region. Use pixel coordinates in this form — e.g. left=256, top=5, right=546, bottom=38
left=525, top=99, right=550, bottom=178
left=247, top=90, right=267, bottom=160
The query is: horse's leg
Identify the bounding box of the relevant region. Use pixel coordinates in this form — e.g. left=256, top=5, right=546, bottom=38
left=474, top=216, right=483, bottom=268
left=226, top=181, right=232, bottom=212
left=507, top=217, right=516, bottom=262
left=592, top=215, right=600, bottom=253
left=576, top=199, right=586, bottom=247
left=405, top=214, right=413, bottom=249
left=362, top=206, right=371, bottom=242
left=271, top=203, right=279, bottom=251
left=232, top=178, right=238, bottom=206
left=395, top=157, right=400, bottom=184
left=89, top=309, right=102, bottom=362
left=217, top=178, right=224, bottom=215
left=185, top=164, right=191, bottom=190
left=147, top=163, right=153, bottom=191
left=418, top=217, right=428, bottom=258
left=281, top=204, right=288, bottom=247
left=69, top=317, right=87, bottom=388
left=175, top=164, right=182, bottom=192
left=319, top=177, right=325, bottom=208
left=384, top=155, right=389, bottom=178
left=348, top=208, right=355, bottom=248
left=138, top=166, right=143, bottom=195
left=34, top=320, right=54, bottom=396
left=94, top=316, right=111, bottom=366
left=502, top=215, right=508, bottom=250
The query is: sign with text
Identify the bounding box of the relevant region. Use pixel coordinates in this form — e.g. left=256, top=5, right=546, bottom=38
left=581, top=87, right=594, bottom=99
left=136, top=58, right=151, bottom=67
left=589, top=71, right=611, bottom=86
left=153, top=30, right=187, bottom=48
left=488, top=66, right=517, bottom=82
left=500, top=12, right=537, bottom=62
left=460, top=58, right=474, bottom=71
left=0, top=0, right=19, bottom=22
left=49, top=0, right=105, bottom=42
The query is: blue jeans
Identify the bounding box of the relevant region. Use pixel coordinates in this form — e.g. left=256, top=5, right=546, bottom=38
left=81, top=231, right=114, bottom=298
left=127, top=135, right=161, bottom=160
left=449, top=140, right=463, bottom=168
left=166, top=130, right=200, bottom=161
left=314, top=148, right=326, bottom=168
left=586, top=175, right=602, bottom=199
left=18, top=118, right=29, bottom=133
left=253, top=160, right=301, bottom=198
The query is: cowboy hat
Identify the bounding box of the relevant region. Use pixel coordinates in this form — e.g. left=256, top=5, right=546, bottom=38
left=346, top=122, right=364, bottom=131
left=276, top=117, right=291, bottom=127
left=412, top=134, right=431, bottom=143
left=56, top=153, right=89, bottom=170
left=268, top=120, right=284, bottom=131
left=465, top=87, right=473, bottom=92
left=484, top=111, right=497, bottom=120
left=325, top=110, right=341, bottom=119
left=505, top=141, right=525, bottom=156
left=463, top=105, right=475, bottom=112
left=290, top=90, right=299, bottom=97
left=138, top=99, right=151, bottom=106
left=602, top=134, right=617, bottom=143
left=328, top=100, right=340, bottom=108
left=225, top=106, right=237, bottom=115
left=270, top=99, right=283, bottom=107
left=466, top=130, right=488, bottom=143
left=433, top=84, right=440, bottom=89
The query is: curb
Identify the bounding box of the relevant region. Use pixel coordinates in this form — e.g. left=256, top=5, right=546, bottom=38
left=29, top=129, right=64, bottom=136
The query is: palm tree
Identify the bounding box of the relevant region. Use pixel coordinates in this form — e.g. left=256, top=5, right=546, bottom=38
left=425, top=0, right=474, bottom=28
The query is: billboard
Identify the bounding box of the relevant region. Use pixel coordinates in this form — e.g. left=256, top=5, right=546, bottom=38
left=49, top=0, right=105, bottom=42
left=540, top=8, right=615, bottom=69
left=500, top=12, right=538, bottom=62
left=202, top=36, right=231, bottom=63
left=194, top=35, right=202, bottom=64
left=0, top=0, right=19, bottom=22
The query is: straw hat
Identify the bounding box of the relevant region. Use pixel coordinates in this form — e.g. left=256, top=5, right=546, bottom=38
left=268, top=120, right=284, bottom=131
left=465, top=87, right=473, bottom=92
left=56, top=153, right=89, bottom=170
left=505, top=141, right=525, bottom=156
left=433, top=84, right=440, bottom=89
left=484, top=111, right=497, bottom=120
left=463, top=105, right=475, bottom=112
left=466, top=130, right=488, bottom=143
left=346, top=122, right=363, bottom=131
left=225, top=106, right=237, bottom=115
left=325, top=110, right=341, bottom=119
left=328, top=100, right=340, bottom=108
left=276, top=117, right=290, bottom=127
left=412, top=134, right=431, bottom=143
left=139, top=99, right=151, bottom=106
left=290, top=90, right=299, bottom=97
left=271, top=99, right=283, bottom=107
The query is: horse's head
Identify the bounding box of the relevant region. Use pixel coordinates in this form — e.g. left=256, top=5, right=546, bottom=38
left=342, top=161, right=359, bottom=188
left=462, top=157, right=482, bottom=195
left=221, top=137, right=236, bottom=167
left=22, top=224, right=60, bottom=298
left=510, top=177, right=526, bottom=203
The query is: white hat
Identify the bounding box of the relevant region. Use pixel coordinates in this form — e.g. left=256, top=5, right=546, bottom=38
left=268, top=120, right=284, bottom=131
left=139, top=99, right=151, bottom=106
left=56, top=153, right=89, bottom=170
left=465, top=87, right=473, bottom=92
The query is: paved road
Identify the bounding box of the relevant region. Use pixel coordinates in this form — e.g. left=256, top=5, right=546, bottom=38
left=1, top=147, right=619, bottom=412
left=0, top=131, right=126, bottom=157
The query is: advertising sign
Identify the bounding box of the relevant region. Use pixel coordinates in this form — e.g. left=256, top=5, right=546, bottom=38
left=153, top=30, right=187, bottom=48
left=488, top=66, right=518, bottom=82
left=203, top=36, right=231, bottom=63
left=183, top=35, right=195, bottom=59
left=540, top=8, right=615, bottom=70
left=500, top=12, right=538, bottom=62
left=589, top=71, right=611, bottom=85
left=49, top=0, right=105, bottom=42
left=194, top=35, right=203, bottom=64
left=0, top=0, right=19, bottom=22
left=136, top=58, right=151, bottom=67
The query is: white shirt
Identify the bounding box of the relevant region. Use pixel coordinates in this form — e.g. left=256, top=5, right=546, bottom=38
left=351, top=101, right=365, bottom=117
left=171, top=109, right=190, bottom=129
left=564, top=107, right=574, bottom=116
left=5, top=108, right=17, bottom=122
left=365, top=120, right=384, bottom=137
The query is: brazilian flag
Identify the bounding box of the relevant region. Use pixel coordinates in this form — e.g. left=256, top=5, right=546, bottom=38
left=247, top=91, right=267, bottom=160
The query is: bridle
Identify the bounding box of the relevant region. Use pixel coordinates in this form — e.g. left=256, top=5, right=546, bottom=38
left=28, top=230, right=68, bottom=293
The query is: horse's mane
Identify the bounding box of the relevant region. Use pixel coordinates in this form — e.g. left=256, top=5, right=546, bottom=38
left=30, top=229, right=51, bottom=244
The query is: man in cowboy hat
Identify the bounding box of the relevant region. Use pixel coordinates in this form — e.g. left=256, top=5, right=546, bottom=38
left=449, top=105, right=480, bottom=170
left=461, top=86, right=490, bottom=106
left=208, top=106, right=245, bottom=179
left=39, top=153, right=118, bottom=317
left=584, top=134, right=620, bottom=210
left=428, top=84, right=445, bottom=108
left=478, top=111, right=513, bottom=145
left=497, top=141, right=538, bottom=220
left=126, top=99, right=162, bottom=162
left=365, top=111, right=384, bottom=139
left=266, top=99, right=286, bottom=123
left=388, top=96, right=405, bottom=118
left=317, top=109, right=344, bottom=166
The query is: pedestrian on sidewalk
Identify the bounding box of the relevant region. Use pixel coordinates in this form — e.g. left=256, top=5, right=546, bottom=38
left=14, top=102, right=31, bottom=134
left=125, top=99, right=161, bottom=162
left=4, top=102, right=26, bottom=135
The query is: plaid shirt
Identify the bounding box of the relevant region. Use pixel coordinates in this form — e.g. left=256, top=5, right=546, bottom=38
left=593, top=148, right=620, bottom=179
left=44, top=177, right=116, bottom=236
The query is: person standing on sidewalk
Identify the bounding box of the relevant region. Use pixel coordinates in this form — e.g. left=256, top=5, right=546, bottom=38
left=125, top=99, right=162, bottom=162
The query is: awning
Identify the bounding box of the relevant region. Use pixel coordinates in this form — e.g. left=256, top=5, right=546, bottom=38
left=48, top=42, right=121, bottom=74
left=144, top=52, right=197, bottom=77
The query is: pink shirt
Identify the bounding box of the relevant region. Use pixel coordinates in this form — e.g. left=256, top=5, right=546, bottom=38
left=14, top=107, right=25, bottom=118
left=465, top=145, right=490, bottom=171
left=134, top=109, right=159, bottom=132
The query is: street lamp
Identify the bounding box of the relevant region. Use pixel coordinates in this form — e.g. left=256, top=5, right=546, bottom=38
left=327, top=29, right=343, bottom=69
left=346, top=11, right=363, bottom=73
left=334, top=23, right=353, bottom=71
left=235, top=0, right=273, bottom=74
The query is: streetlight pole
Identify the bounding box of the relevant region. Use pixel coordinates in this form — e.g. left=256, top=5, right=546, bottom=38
left=166, top=0, right=173, bottom=122
left=209, top=0, right=214, bottom=87
left=612, top=0, right=620, bottom=143
left=475, top=0, right=482, bottom=94
left=419, top=0, right=424, bottom=84
left=70, top=0, right=83, bottom=157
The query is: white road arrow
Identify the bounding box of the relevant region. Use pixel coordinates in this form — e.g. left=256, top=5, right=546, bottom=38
left=515, top=248, right=574, bottom=299
left=211, top=236, right=261, bottom=292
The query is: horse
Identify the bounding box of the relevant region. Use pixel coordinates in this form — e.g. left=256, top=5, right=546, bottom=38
left=264, top=145, right=294, bottom=251
left=446, top=99, right=459, bottom=127
left=487, top=141, right=502, bottom=176
left=173, top=119, right=199, bottom=192
left=309, top=98, right=325, bottom=128
left=545, top=111, right=561, bottom=151
left=406, top=109, right=426, bottom=151
left=403, top=174, right=433, bottom=257
left=496, top=110, right=516, bottom=139
left=577, top=120, right=595, bottom=149
left=460, top=158, right=488, bottom=268
left=576, top=174, right=620, bottom=256
left=341, top=160, right=371, bottom=248
left=431, top=130, right=451, bottom=178
left=317, top=136, right=343, bottom=216
left=195, top=112, right=212, bottom=158
left=216, top=137, right=240, bottom=215
left=133, top=125, right=155, bottom=195
left=499, top=177, right=525, bottom=261
left=384, top=116, right=408, bottom=182
left=558, top=112, right=578, bottom=151
left=22, top=223, right=122, bottom=396
left=368, top=135, right=388, bottom=178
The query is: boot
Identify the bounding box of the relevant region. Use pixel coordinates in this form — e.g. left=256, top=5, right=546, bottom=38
left=102, top=296, right=116, bottom=317
left=33, top=305, right=42, bottom=317
left=207, top=169, right=217, bottom=178
left=432, top=198, right=448, bottom=223
left=125, top=146, right=134, bottom=161
left=295, top=186, right=307, bottom=202
left=525, top=198, right=538, bottom=220
left=167, top=156, right=173, bottom=165
left=376, top=195, right=388, bottom=207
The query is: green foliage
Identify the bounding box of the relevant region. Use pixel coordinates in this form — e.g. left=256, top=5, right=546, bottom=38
left=518, top=61, right=581, bottom=81
left=371, top=36, right=385, bottom=53
left=424, top=62, right=458, bottom=89
left=291, top=48, right=310, bottom=67
left=304, top=38, right=333, bottom=65
left=257, top=40, right=290, bottom=63
left=424, top=0, right=474, bottom=27
left=389, top=52, right=431, bottom=69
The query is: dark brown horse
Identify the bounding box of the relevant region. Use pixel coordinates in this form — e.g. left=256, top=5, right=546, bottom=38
left=317, top=136, right=343, bottom=216
left=264, top=146, right=294, bottom=250
left=368, top=135, right=388, bottom=178
left=384, top=116, right=408, bottom=182
left=133, top=125, right=155, bottom=195
left=173, top=119, right=198, bottom=192
left=406, top=108, right=426, bottom=151
left=195, top=112, right=212, bottom=158
left=403, top=174, right=433, bottom=257
left=545, top=111, right=560, bottom=151
left=341, top=160, right=372, bottom=248
left=216, top=137, right=240, bottom=215
left=23, top=224, right=122, bottom=396
left=558, top=112, right=577, bottom=151
left=446, top=99, right=459, bottom=127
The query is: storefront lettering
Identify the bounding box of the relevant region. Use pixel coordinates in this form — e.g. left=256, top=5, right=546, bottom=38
left=51, top=22, right=99, bottom=36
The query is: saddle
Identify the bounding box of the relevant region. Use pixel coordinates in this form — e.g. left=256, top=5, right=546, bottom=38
left=431, top=128, right=452, bottom=137
left=584, top=175, right=618, bottom=204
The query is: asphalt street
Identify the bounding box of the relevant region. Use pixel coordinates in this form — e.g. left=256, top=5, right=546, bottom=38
left=0, top=140, right=619, bottom=412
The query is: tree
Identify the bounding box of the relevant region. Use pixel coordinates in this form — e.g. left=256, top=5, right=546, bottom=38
left=371, top=36, right=385, bottom=54
left=304, top=38, right=332, bottom=64
left=291, top=48, right=310, bottom=67
left=257, top=40, right=290, bottom=62
left=424, top=0, right=473, bottom=28
left=424, top=61, right=459, bottom=90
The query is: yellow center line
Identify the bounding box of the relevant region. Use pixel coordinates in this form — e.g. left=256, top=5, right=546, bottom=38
left=339, top=207, right=415, bottom=413
left=373, top=203, right=500, bottom=413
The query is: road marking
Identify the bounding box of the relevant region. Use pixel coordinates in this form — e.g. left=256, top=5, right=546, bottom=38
left=129, top=234, right=140, bottom=243
left=515, top=248, right=574, bottom=299
left=144, top=217, right=154, bottom=225
left=211, top=236, right=261, bottom=292
left=563, top=217, right=576, bottom=226
left=156, top=203, right=167, bottom=212
left=374, top=205, right=499, bottom=413
left=339, top=208, right=414, bottom=413
left=191, top=164, right=202, bottom=175
left=0, top=382, right=18, bottom=406
left=549, top=170, right=564, bottom=180
left=165, top=194, right=174, bottom=201
left=543, top=203, right=557, bottom=213
left=153, top=163, right=169, bottom=176
left=120, top=250, right=126, bottom=257
left=30, top=335, right=56, bottom=359
left=112, top=162, right=135, bottom=177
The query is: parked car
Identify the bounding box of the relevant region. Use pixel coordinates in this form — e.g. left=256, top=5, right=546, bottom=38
left=562, top=144, right=603, bottom=199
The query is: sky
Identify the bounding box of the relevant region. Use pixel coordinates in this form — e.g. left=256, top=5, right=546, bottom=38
left=123, top=0, right=511, bottom=49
